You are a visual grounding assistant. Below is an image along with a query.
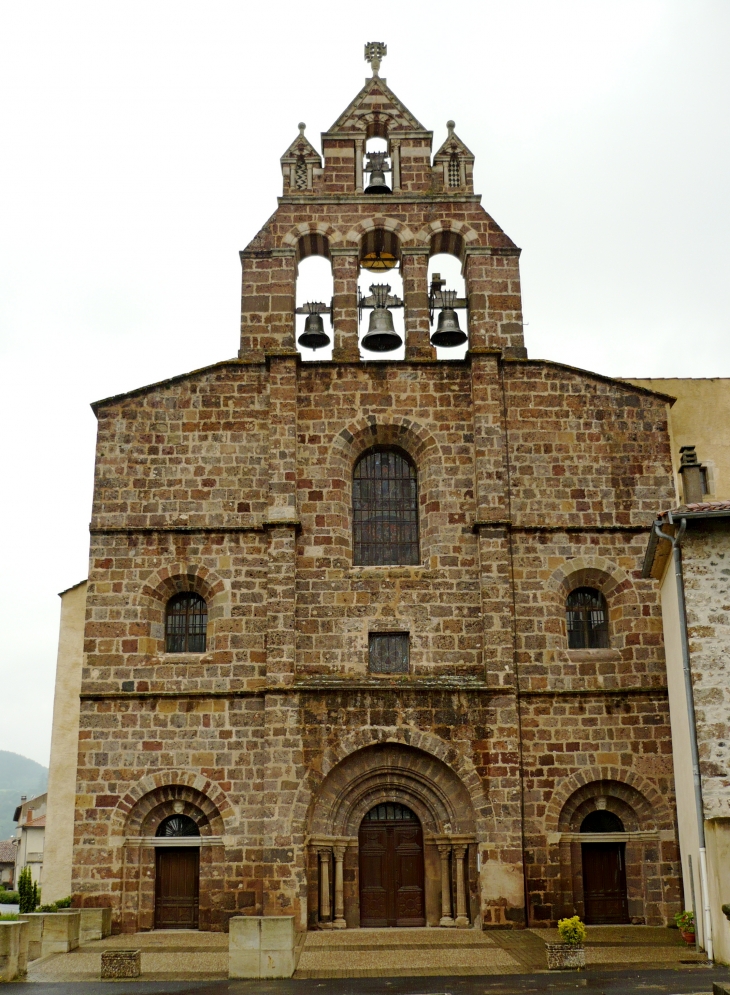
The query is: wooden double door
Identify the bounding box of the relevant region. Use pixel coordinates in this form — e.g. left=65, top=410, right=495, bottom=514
left=582, top=842, right=629, bottom=924
left=155, top=848, right=199, bottom=929
left=358, top=812, right=425, bottom=927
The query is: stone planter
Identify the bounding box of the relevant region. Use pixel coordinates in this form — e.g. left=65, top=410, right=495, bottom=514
left=0, top=920, right=28, bottom=981
left=40, top=910, right=80, bottom=956
left=546, top=942, right=586, bottom=970
left=229, top=916, right=296, bottom=979
left=101, top=949, right=141, bottom=979
left=18, top=913, right=45, bottom=962
left=78, top=907, right=112, bottom=943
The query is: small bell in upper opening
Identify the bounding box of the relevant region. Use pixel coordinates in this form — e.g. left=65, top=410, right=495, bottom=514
left=361, top=307, right=402, bottom=352
left=364, top=151, right=392, bottom=195
left=298, top=311, right=330, bottom=351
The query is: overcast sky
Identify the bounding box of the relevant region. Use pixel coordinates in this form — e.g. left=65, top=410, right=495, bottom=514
left=1, top=1, right=729, bottom=767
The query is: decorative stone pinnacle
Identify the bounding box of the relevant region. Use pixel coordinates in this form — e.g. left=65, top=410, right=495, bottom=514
left=298, top=122, right=306, bottom=135
left=365, top=41, right=387, bottom=77
left=447, top=120, right=455, bottom=136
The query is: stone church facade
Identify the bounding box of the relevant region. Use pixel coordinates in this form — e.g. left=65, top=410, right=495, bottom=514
left=67, top=48, right=683, bottom=934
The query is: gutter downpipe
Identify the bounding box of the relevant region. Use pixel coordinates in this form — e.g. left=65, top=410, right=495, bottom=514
left=654, top=516, right=713, bottom=962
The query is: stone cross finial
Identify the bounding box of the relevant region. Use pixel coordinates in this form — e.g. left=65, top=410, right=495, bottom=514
left=447, top=120, right=455, bottom=137
left=298, top=122, right=306, bottom=136
left=365, top=42, right=387, bottom=76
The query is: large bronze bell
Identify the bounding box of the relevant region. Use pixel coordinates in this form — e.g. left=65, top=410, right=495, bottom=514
left=298, top=312, right=331, bottom=350
left=430, top=307, right=467, bottom=348
left=361, top=307, right=402, bottom=352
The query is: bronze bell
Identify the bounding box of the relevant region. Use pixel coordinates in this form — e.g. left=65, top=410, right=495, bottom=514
left=298, top=312, right=330, bottom=351
left=361, top=307, right=402, bottom=352
left=364, top=168, right=391, bottom=194
left=430, top=307, right=467, bottom=348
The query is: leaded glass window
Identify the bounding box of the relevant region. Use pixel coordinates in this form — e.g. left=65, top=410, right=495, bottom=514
left=369, top=632, right=409, bottom=674
left=353, top=448, right=419, bottom=566
left=566, top=587, right=609, bottom=649
left=165, top=593, right=207, bottom=653
left=155, top=814, right=200, bottom=837
left=448, top=153, right=460, bottom=187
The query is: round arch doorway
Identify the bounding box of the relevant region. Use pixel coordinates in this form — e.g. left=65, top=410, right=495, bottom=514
left=358, top=803, right=426, bottom=927
left=580, top=810, right=629, bottom=924
left=154, top=815, right=200, bottom=929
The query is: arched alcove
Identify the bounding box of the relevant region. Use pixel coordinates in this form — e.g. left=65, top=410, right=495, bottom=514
left=427, top=230, right=468, bottom=360
left=358, top=227, right=404, bottom=358
left=295, top=234, right=334, bottom=360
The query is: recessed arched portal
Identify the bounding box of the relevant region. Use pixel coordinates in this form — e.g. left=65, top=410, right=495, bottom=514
left=580, top=810, right=629, bottom=925
left=358, top=803, right=425, bottom=927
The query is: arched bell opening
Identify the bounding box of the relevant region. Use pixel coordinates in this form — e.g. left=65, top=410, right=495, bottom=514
left=295, top=234, right=334, bottom=359
left=358, top=228, right=404, bottom=358
left=428, top=233, right=468, bottom=359
left=363, top=135, right=392, bottom=194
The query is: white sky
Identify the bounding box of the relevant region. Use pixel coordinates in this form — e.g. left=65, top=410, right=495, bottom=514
left=1, top=1, right=729, bottom=766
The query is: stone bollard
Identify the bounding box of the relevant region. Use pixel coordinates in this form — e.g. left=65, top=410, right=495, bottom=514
left=41, top=910, right=81, bottom=956
left=101, top=949, right=141, bottom=979
left=229, top=916, right=296, bottom=979
left=18, top=913, right=45, bottom=962
left=0, top=920, right=28, bottom=981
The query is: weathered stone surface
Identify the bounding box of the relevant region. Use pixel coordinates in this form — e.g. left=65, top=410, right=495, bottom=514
left=0, top=921, right=28, bottom=981
left=101, top=948, right=141, bottom=978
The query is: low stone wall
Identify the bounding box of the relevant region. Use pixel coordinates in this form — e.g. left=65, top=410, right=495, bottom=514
left=43, top=911, right=80, bottom=955
left=229, top=916, right=296, bottom=979
left=79, top=907, right=112, bottom=943
left=19, top=913, right=45, bottom=961
left=0, top=921, right=28, bottom=981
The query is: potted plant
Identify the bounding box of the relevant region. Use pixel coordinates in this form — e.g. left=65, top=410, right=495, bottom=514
left=674, top=910, right=696, bottom=944
left=546, top=915, right=587, bottom=970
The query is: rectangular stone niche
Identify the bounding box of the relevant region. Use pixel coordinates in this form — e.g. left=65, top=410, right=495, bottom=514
left=101, top=949, right=141, bottom=979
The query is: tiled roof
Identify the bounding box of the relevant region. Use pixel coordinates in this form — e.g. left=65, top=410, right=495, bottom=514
left=660, top=501, right=730, bottom=517
left=25, top=817, right=45, bottom=828
left=0, top=840, right=16, bottom=863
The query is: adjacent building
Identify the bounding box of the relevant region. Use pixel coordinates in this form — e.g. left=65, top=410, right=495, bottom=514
left=46, top=46, right=687, bottom=938
left=13, top=793, right=46, bottom=886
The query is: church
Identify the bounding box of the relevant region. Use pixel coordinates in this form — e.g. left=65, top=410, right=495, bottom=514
left=44, top=43, right=684, bottom=936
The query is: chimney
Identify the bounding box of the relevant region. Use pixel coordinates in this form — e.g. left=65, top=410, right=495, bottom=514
left=679, top=446, right=706, bottom=505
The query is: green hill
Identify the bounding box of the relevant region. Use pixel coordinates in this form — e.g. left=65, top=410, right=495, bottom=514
left=0, top=751, right=48, bottom=841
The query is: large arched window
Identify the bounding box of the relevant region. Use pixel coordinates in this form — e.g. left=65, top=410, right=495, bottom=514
left=565, top=587, right=609, bottom=649
left=353, top=448, right=419, bottom=566
left=165, top=593, right=207, bottom=653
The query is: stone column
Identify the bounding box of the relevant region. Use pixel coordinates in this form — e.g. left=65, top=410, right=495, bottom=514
left=454, top=845, right=469, bottom=928
left=318, top=849, right=332, bottom=928
left=391, top=141, right=401, bottom=192
left=401, top=248, right=435, bottom=360
left=438, top=844, right=455, bottom=927
left=332, top=845, right=347, bottom=929
left=331, top=249, right=360, bottom=361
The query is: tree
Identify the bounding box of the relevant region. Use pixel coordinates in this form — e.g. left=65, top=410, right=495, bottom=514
left=18, top=866, right=36, bottom=914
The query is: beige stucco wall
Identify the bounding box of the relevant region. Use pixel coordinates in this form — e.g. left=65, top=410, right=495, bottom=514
left=42, top=581, right=86, bottom=903
left=626, top=379, right=730, bottom=501
left=659, top=558, right=706, bottom=945
left=705, top=819, right=730, bottom=965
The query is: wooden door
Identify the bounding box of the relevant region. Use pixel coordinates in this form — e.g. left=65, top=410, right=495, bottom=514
left=582, top=842, right=629, bottom=924
left=359, top=816, right=425, bottom=927
left=155, top=848, right=199, bottom=929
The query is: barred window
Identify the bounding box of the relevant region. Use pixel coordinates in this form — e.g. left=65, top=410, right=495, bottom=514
left=364, top=803, right=416, bottom=821
left=353, top=448, right=419, bottom=566
left=565, top=587, right=609, bottom=649
left=165, top=593, right=207, bottom=653
left=369, top=632, right=409, bottom=674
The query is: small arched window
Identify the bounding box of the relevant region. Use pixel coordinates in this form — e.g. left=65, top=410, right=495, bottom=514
left=353, top=448, right=419, bottom=566
left=156, top=814, right=200, bottom=838
left=565, top=587, right=609, bottom=649
left=165, top=593, right=207, bottom=653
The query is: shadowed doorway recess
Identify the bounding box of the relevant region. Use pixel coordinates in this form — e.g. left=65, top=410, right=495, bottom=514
left=581, top=809, right=629, bottom=925
left=154, top=814, right=200, bottom=929
left=358, top=803, right=425, bottom=927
